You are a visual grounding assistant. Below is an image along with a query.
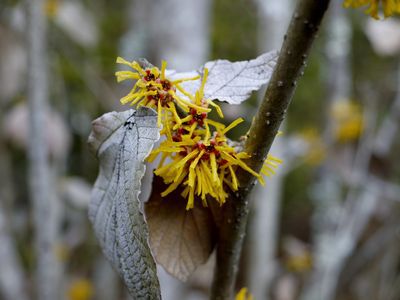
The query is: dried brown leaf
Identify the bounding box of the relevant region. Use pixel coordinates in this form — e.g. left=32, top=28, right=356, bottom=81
left=145, top=176, right=217, bottom=281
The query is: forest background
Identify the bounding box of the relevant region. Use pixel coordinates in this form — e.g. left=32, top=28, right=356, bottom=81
left=1, top=0, right=400, bottom=299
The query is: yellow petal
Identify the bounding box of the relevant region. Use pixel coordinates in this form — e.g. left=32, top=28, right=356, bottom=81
left=228, top=165, right=238, bottom=190
left=161, top=171, right=187, bottom=197
left=222, top=118, right=244, bottom=134
left=208, top=100, right=224, bottom=118
left=157, top=100, right=162, bottom=127
left=186, top=187, right=195, bottom=210
left=210, top=153, right=219, bottom=185
left=161, top=60, right=167, bottom=80
left=199, top=68, right=209, bottom=99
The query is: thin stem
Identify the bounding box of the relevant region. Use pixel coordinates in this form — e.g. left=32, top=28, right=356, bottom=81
left=210, top=0, right=331, bottom=299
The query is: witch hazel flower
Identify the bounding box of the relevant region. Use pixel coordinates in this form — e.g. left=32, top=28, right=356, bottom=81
left=343, top=0, right=400, bottom=19
left=149, top=117, right=259, bottom=209
left=116, top=57, right=281, bottom=209
left=115, top=57, right=209, bottom=127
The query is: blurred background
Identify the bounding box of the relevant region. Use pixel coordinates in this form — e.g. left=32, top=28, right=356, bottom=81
left=1, top=0, right=400, bottom=299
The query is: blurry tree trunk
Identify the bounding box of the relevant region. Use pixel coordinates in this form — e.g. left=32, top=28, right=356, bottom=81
left=325, top=6, right=351, bottom=103
left=0, top=205, right=27, bottom=300
left=0, top=134, right=28, bottom=300
left=311, top=0, right=352, bottom=239
left=246, top=146, right=285, bottom=300
left=120, top=0, right=153, bottom=61
left=300, top=3, right=353, bottom=300
left=27, top=1, right=61, bottom=299
left=122, top=0, right=211, bottom=71
left=299, top=9, right=387, bottom=297
left=338, top=63, right=400, bottom=300
left=0, top=203, right=28, bottom=300
left=247, top=1, right=291, bottom=299
left=149, top=0, right=212, bottom=70
left=257, top=0, right=292, bottom=52
left=323, top=0, right=352, bottom=150
left=93, top=257, right=120, bottom=300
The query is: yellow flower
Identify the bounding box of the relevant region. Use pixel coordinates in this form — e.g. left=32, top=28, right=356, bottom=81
left=45, top=0, right=59, bottom=17
left=117, top=58, right=281, bottom=209
left=150, top=118, right=271, bottom=209
left=67, top=279, right=93, bottom=300
left=331, top=101, right=364, bottom=142
left=115, top=57, right=207, bottom=127
left=285, top=251, right=313, bottom=273
left=171, top=68, right=224, bottom=139
left=343, top=0, right=400, bottom=19
left=235, top=287, right=253, bottom=300
left=149, top=101, right=281, bottom=209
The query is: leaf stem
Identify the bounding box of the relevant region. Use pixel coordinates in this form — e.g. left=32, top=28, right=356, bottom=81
left=210, top=0, right=331, bottom=299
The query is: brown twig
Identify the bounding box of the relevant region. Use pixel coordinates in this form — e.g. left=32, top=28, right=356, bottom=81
left=210, top=0, right=331, bottom=299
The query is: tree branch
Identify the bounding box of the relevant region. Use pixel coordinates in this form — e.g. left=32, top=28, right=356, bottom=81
left=210, top=0, right=331, bottom=299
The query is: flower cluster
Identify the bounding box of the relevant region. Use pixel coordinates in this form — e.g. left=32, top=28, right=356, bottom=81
left=343, top=0, right=400, bottom=19
left=116, top=58, right=281, bottom=209
left=116, top=57, right=207, bottom=127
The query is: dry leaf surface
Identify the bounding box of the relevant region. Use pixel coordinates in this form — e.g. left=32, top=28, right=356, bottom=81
left=145, top=176, right=217, bottom=281
left=88, top=107, right=161, bottom=299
